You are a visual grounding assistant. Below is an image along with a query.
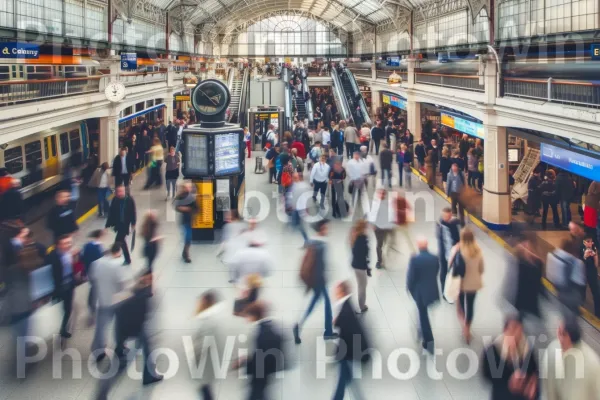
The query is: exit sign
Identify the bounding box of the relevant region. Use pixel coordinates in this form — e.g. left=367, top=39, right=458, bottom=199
left=592, top=44, right=600, bottom=60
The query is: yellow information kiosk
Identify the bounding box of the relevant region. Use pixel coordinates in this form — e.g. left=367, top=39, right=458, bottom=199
left=181, top=79, right=245, bottom=241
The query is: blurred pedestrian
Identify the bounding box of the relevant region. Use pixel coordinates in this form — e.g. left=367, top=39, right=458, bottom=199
left=547, top=238, right=585, bottom=314
left=482, top=316, right=539, bottom=400
left=82, top=229, right=105, bottom=322
left=89, top=162, right=111, bottom=217
left=331, top=281, right=369, bottom=400
left=0, top=178, right=24, bottom=221
left=164, top=146, right=180, bottom=200
left=47, top=190, right=79, bottom=243
left=48, top=234, right=77, bottom=339
left=581, top=234, right=600, bottom=317
left=407, top=237, right=440, bottom=354
left=449, top=228, right=484, bottom=344
left=105, top=185, right=136, bottom=265
left=229, top=232, right=273, bottom=285
left=218, top=210, right=247, bottom=281
left=446, top=163, right=466, bottom=225
left=369, top=189, right=395, bottom=269
left=141, top=210, right=160, bottom=274
left=379, top=143, right=393, bottom=189
left=174, top=182, right=197, bottom=263
left=350, top=219, right=370, bottom=312
left=437, top=207, right=460, bottom=295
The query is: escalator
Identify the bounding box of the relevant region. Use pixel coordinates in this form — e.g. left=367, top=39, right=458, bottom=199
left=333, top=66, right=372, bottom=126
left=227, top=67, right=249, bottom=125
left=296, top=68, right=313, bottom=125
left=330, top=68, right=351, bottom=122
left=282, top=67, right=293, bottom=131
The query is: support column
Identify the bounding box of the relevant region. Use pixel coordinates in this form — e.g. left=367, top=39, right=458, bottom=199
left=99, top=114, right=119, bottom=165
left=407, top=99, right=421, bottom=143
left=371, top=89, right=381, bottom=118
left=482, top=125, right=511, bottom=229
left=371, top=56, right=377, bottom=80
left=165, top=90, right=174, bottom=123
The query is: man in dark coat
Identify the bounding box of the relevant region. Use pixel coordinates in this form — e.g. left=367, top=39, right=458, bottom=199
left=407, top=237, right=440, bottom=354
left=0, top=178, right=24, bottom=221
left=105, top=186, right=136, bottom=265
left=46, top=190, right=79, bottom=243
left=166, top=121, right=177, bottom=150
left=48, top=234, right=76, bottom=338
left=332, top=281, right=370, bottom=400
left=111, top=147, right=134, bottom=189
left=527, top=170, right=542, bottom=218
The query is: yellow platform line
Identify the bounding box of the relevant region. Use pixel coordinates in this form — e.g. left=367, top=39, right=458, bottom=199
left=409, top=167, right=600, bottom=331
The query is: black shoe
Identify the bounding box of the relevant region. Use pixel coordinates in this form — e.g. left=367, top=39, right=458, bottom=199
left=142, top=374, right=164, bottom=386
left=60, top=331, right=72, bottom=339
left=123, top=260, right=131, bottom=266
left=96, top=351, right=106, bottom=363
left=293, top=324, right=301, bottom=344
left=356, top=307, right=368, bottom=314
left=323, top=332, right=339, bottom=340
left=367, top=268, right=372, bottom=277
left=375, top=262, right=383, bottom=269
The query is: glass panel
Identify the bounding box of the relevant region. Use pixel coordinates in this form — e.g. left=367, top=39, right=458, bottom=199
left=59, top=132, right=69, bottom=155
left=69, top=129, right=81, bottom=151
left=4, top=147, right=23, bottom=174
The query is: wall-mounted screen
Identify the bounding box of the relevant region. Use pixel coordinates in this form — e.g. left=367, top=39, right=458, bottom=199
left=185, top=134, right=209, bottom=175
left=508, top=148, right=520, bottom=163
left=215, top=133, right=240, bottom=175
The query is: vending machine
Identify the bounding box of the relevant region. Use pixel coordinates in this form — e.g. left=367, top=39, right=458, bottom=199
left=181, top=79, right=245, bottom=241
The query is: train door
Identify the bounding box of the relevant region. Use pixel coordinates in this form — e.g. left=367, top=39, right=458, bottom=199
left=44, top=135, right=59, bottom=178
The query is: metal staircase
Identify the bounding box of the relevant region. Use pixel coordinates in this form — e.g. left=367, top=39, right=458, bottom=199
left=511, top=148, right=541, bottom=204
left=228, top=77, right=243, bottom=124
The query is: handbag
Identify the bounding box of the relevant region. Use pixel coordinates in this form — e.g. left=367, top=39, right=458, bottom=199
left=444, top=269, right=461, bottom=304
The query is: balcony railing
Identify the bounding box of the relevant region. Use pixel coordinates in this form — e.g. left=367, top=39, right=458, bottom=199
left=348, top=67, right=371, bottom=78
left=416, top=73, right=484, bottom=92
left=376, top=70, right=408, bottom=82
left=120, top=71, right=167, bottom=86
left=504, top=78, right=600, bottom=108
left=0, top=77, right=101, bottom=107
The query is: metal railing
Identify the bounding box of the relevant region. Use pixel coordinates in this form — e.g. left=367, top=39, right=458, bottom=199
left=504, top=78, right=600, bottom=108
left=376, top=70, right=408, bottom=82
left=330, top=68, right=351, bottom=121
left=345, top=69, right=372, bottom=125
left=119, top=71, right=167, bottom=86
left=300, top=67, right=314, bottom=124
left=0, top=76, right=101, bottom=106
left=348, top=67, right=371, bottom=78
left=238, top=67, right=249, bottom=127
left=415, top=73, right=484, bottom=92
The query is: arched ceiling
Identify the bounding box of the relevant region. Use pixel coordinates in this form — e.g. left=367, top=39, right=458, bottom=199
left=159, top=0, right=419, bottom=35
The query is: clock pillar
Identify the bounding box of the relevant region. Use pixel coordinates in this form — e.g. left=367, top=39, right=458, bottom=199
left=99, top=113, right=120, bottom=164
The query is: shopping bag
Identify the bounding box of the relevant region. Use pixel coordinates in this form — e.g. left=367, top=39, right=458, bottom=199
left=443, top=269, right=461, bottom=303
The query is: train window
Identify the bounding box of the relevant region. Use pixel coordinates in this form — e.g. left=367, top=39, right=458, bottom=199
left=69, top=129, right=81, bottom=151
left=0, top=66, right=9, bottom=81
left=44, top=137, right=49, bottom=159
left=4, top=147, right=23, bottom=174
left=59, top=132, right=70, bottom=155
left=50, top=135, right=57, bottom=157
left=24, top=140, right=42, bottom=168
left=26, top=66, right=34, bottom=73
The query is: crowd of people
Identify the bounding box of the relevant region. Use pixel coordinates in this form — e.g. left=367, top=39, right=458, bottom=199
left=2, top=94, right=600, bottom=400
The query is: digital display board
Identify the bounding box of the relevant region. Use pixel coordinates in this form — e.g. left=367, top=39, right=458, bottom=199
left=541, top=143, right=600, bottom=181
left=382, top=93, right=406, bottom=110
left=508, top=148, right=520, bottom=163
left=386, top=57, right=400, bottom=66
left=215, top=133, right=240, bottom=175
left=441, top=113, right=484, bottom=139
left=185, top=135, right=209, bottom=175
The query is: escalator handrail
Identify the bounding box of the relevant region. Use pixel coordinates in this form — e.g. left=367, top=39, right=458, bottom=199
left=300, top=68, right=314, bottom=123
left=238, top=67, right=249, bottom=127
left=344, top=68, right=372, bottom=125
left=227, top=67, right=235, bottom=93
left=330, top=68, right=351, bottom=121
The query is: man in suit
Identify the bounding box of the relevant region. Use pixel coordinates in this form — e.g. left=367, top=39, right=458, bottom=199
left=111, top=147, right=133, bottom=189
left=407, top=237, right=440, bottom=355
left=48, top=234, right=77, bottom=339
left=237, top=301, right=286, bottom=400
left=46, top=190, right=79, bottom=243
left=332, top=281, right=369, bottom=400
left=105, top=186, right=136, bottom=265
left=436, top=208, right=461, bottom=294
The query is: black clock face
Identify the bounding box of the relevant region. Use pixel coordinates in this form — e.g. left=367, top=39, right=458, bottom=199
left=191, top=79, right=230, bottom=120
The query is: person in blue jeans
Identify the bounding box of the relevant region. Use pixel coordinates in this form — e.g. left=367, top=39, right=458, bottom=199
left=174, top=182, right=197, bottom=263
left=293, top=219, right=338, bottom=344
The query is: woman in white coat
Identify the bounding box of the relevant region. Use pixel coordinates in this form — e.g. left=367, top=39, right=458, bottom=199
left=219, top=210, right=248, bottom=282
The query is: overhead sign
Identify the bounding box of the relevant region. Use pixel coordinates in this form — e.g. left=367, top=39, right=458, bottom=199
left=382, top=94, right=406, bottom=110
left=541, top=143, right=600, bottom=181
left=592, top=44, right=600, bottom=60
left=175, top=95, right=190, bottom=101
left=120, top=53, right=137, bottom=71
left=386, top=57, right=400, bottom=67
left=0, top=42, right=39, bottom=59
left=441, top=113, right=484, bottom=139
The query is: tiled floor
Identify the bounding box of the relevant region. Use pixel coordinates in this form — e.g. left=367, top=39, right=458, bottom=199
left=1, top=152, right=599, bottom=400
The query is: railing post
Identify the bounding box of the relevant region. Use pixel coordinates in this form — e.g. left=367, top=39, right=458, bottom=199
left=65, top=80, right=68, bottom=95
left=547, top=77, right=553, bottom=102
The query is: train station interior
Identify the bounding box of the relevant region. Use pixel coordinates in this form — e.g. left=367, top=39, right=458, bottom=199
left=0, top=0, right=599, bottom=398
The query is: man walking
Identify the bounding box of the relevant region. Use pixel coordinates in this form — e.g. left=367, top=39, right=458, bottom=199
left=48, top=235, right=76, bottom=339
left=379, top=143, right=393, bottom=189
left=111, top=147, right=133, bottom=190
left=289, top=172, right=310, bottom=245
left=46, top=190, right=79, bottom=243
left=105, top=186, right=137, bottom=265
left=310, top=155, right=330, bottom=210
left=437, top=207, right=461, bottom=294
left=446, top=163, right=466, bottom=225
left=369, top=189, right=396, bottom=269
left=406, top=237, right=440, bottom=354
left=90, top=243, right=132, bottom=362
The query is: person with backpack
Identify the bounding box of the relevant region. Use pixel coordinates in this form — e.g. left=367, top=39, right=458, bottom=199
left=264, top=145, right=280, bottom=184
left=82, top=229, right=105, bottom=322
left=446, top=163, right=466, bottom=225
left=310, top=155, right=330, bottom=210
left=293, top=219, right=338, bottom=344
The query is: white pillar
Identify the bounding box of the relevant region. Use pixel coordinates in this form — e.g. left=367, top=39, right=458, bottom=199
left=407, top=99, right=421, bottom=143
left=99, top=114, right=119, bottom=165
left=165, top=90, right=174, bottom=123
left=371, top=89, right=381, bottom=117
left=371, top=56, right=377, bottom=80
left=482, top=125, right=511, bottom=229
left=406, top=59, right=418, bottom=88
left=483, top=55, right=498, bottom=106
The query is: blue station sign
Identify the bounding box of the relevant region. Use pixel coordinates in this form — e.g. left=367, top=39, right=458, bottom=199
left=0, top=42, right=40, bottom=59
left=592, top=44, right=600, bottom=60
left=541, top=143, right=600, bottom=181
left=120, top=53, right=137, bottom=71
